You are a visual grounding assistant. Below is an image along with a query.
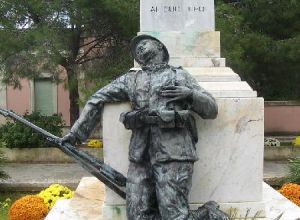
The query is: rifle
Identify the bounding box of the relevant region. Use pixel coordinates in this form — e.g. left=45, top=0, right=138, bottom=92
left=0, top=108, right=127, bottom=199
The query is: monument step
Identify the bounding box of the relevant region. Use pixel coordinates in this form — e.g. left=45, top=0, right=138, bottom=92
left=199, top=81, right=257, bottom=98
left=130, top=67, right=242, bottom=82
left=170, top=57, right=226, bottom=67
left=186, top=67, right=241, bottom=82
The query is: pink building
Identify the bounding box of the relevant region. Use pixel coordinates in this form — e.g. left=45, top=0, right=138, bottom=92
left=265, top=101, right=300, bottom=136
left=0, top=72, right=71, bottom=126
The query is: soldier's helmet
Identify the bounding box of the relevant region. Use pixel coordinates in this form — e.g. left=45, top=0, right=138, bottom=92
left=130, top=35, right=169, bottom=65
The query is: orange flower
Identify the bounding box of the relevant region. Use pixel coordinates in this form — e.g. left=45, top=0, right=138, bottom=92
left=278, top=183, right=300, bottom=206
left=8, top=195, right=48, bottom=220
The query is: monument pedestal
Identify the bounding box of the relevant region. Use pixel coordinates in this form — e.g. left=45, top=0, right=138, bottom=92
left=100, top=0, right=268, bottom=215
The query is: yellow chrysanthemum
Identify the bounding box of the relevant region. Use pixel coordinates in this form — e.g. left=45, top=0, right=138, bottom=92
left=38, top=184, right=74, bottom=209
left=87, top=139, right=103, bottom=148
left=293, top=136, right=300, bottom=147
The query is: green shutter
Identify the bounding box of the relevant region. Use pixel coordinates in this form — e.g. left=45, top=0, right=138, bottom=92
left=34, top=79, right=55, bottom=116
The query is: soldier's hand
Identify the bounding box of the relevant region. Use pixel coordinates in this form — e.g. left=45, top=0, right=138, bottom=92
left=61, top=132, right=78, bottom=146
left=160, top=86, right=193, bottom=103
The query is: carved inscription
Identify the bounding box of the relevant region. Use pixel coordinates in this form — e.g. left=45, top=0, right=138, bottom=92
left=150, top=5, right=206, bottom=13
left=141, top=0, right=215, bottom=32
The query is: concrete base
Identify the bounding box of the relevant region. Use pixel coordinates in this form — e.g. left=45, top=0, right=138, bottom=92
left=46, top=177, right=300, bottom=220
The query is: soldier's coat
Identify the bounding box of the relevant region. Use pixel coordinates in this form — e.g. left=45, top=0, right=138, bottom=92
left=71, top=64, right=217, bottom=164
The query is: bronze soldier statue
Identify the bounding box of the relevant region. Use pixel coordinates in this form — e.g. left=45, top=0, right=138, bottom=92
left=62, top=35, right=229, bottom=220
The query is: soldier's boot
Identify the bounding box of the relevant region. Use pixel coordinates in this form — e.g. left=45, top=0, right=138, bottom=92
left=190, top=201, right=230, bottom=220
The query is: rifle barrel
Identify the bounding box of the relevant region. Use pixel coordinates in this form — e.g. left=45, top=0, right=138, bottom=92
left=0, top=108, right=127, bottom=199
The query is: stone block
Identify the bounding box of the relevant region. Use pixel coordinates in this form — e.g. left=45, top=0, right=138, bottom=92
left=169, top=57, right=226, bottom=68
left=190, top=98, right=264, bottom=203
left=103, top=97, right=264, bottom=206
left=134, top=57, right=226, bottom=68
left=199, top=81, right=257, bottom=98
left=130, top=67, right=242, bottom=82
left=186, top=67, right=241, bottom=82
left=140, top=0, right=215, bottom=32
left=138, top=31, right=221, bottom=58
left=46, top=177, right=104, bottom=220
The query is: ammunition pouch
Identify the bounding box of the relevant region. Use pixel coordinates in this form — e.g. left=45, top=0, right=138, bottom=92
left=119, top=110, right=145, bottom=130
left=120, top=109, right=198, bottom=143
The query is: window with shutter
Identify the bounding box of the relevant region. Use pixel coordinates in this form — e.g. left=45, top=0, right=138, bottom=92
left=34, top=79, right=55, bottom=116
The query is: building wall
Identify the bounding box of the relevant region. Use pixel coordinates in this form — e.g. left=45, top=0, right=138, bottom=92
left=7, top=79, right=31, bottom=115
left=3, top=77, right=71, bottom=126
left=0, top=83, right=7, bottom=124
left=265, top=101, right=300, bottom=135
left=57, top=77, right=71, bottom=126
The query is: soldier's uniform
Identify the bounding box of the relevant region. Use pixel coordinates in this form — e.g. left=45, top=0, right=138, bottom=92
left=70, top=62, right=218, bottom=219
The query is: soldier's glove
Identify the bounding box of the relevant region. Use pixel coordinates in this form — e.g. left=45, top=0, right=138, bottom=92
left=61, top=132, right=79, bottom=146
left=160, top=85, right=193, bottom=104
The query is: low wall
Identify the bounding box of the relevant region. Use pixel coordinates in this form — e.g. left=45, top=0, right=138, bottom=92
left=2, top=147, right=103, bottom=163
left=265, top=101, right=300, bottom=135
left=264, top=146, right=300, bottom=161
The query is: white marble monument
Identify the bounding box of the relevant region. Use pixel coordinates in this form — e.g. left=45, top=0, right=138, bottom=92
left=140, top=0, right=215, bottom=32
left=102, top=0, right=266, bottom=219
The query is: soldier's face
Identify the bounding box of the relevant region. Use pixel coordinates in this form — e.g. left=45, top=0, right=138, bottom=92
left=135, top=39, right=164, bottom=65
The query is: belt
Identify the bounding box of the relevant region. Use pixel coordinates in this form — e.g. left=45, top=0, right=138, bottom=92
left=142, top=115, right=186, bottom=128
left=143, top=115, right=162, bottom=125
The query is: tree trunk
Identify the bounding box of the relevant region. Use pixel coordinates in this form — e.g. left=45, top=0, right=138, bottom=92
left=66, top=69, right=80, bottom=126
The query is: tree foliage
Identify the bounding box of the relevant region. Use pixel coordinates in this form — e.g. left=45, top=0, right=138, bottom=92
left=216, top=0, right=300, bottom=100
left=0, top=0, right=139, bottom=124
left=287, top=157, right=300, bottom=184
left=1, top=0, right=299, bottom=127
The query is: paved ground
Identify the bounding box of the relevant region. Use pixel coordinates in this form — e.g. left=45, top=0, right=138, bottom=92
left=0, top=163, right=92, bottom=191
left=0, top=161, right=289, bottom=192
left=263, top=161, right=289, bottom=186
